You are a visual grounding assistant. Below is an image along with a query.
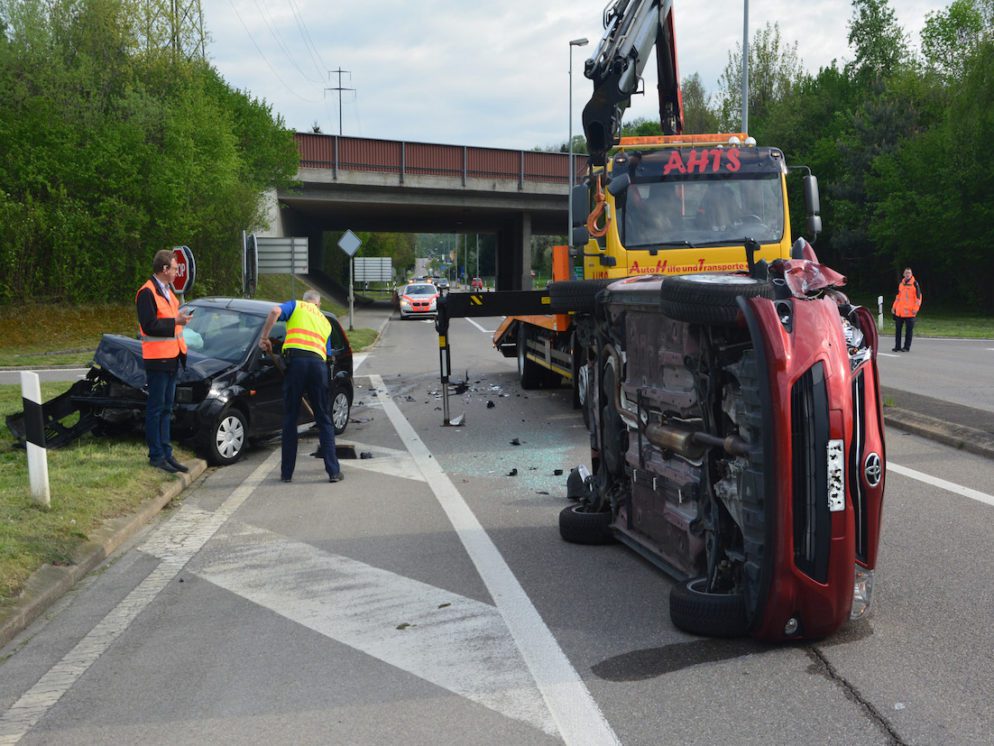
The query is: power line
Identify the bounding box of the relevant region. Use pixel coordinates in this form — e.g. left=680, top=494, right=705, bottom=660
left=285, top=0, right=328, bottom=82
left=250, top=0, right=321, bottom=84
left=225, top=0, right=320, bottom=102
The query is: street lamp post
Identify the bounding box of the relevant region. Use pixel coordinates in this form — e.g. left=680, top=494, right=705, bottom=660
left=568, top=37, right=589, bottom=247
left=741, top=0, right=749, bottom=133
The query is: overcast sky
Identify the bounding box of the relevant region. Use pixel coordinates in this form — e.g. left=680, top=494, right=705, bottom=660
left=202, top=0, right=949, bottom=151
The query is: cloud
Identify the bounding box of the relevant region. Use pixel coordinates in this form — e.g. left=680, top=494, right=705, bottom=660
left=202, top=0, right=949, bottom=149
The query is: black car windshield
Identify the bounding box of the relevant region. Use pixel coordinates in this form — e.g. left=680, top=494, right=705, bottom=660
left=404, top=284, right=436, bottom=296
left=181, top=307, right=264, bottom=363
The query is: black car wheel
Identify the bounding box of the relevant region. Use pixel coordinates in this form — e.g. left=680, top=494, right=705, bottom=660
left=331, top=384, right=352, bottom=435
left=559, top=504, right=615, bottom=545
left=669, top=578, right=749, bottom=638
left=659, top=273, right=774, bottom=325
left=207, top=407, right=247, bottom=466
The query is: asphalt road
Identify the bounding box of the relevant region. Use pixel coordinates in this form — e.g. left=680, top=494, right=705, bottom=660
left=2, top=313, right=994, bottom=744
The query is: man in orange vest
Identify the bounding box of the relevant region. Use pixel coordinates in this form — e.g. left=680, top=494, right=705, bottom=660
left=259, top=289, right=343, bottom=484
left=136, top=250, right=194, bottom=473
left=891, top=267, right=923, bottom=352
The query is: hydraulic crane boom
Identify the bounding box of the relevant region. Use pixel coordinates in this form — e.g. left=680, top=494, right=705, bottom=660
left=582, top=0, right=683, bottom=166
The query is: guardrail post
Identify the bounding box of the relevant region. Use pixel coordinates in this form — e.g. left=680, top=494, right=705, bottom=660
left=20, top=371, right=51, bottom=507
left=877, top=295, right=883, bottom=330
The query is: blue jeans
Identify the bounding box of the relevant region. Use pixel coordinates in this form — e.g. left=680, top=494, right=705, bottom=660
left=145, top=368, right=177, bottom=462
left=281, top=354, right=339, bottom=480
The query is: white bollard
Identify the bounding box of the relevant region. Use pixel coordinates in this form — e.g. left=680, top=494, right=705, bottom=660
left=877, top=295, right=884, bottom=331
left=20, top=371, right=51, bottom=507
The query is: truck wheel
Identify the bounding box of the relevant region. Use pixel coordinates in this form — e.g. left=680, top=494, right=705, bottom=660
left=659, top=274, right=773, bottom=325
left=669, top=578, right=749, bottom=638
left=549, top=279, right=613, bottom=313
left=558, top=504, right=615, bottom=545
left=517, top=326, right=544, bottom=389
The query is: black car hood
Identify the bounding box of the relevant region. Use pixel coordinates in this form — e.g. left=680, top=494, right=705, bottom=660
left=93, top=334, right=238, bottom=389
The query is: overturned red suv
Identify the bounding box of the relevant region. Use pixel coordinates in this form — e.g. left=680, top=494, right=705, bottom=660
left=559, top=247, right=885, bottom=642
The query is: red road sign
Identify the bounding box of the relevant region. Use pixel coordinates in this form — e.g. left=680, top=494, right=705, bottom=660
left=172, top=245, right=195, bottom=295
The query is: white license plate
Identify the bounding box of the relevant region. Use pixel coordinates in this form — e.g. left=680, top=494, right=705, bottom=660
left=827, top=439, right=845, bottom=512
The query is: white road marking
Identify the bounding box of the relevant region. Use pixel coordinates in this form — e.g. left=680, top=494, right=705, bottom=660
left=889, top=462, right=994, bottom=508
left=878, top=352, right=901, bottom=358
left=465, top=318, right=494, bottom=334
left=369, top=373, right=620, bottom=746
left=189, top=522, right=556, bottom=735
left=0, top=451, right=280, bottom=745
left=352, top=352, right=369, bottom=372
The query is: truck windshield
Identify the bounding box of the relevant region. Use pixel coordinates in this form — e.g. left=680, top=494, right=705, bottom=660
left=618, top=147, right=786, bottom=248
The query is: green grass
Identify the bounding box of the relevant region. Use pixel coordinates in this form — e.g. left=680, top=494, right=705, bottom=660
left=0, top=381, right=189, bottom=605
left=847, top=294, right=994, bottom=339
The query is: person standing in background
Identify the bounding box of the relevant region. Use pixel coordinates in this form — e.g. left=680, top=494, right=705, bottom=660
left=136, top=249, right=193, bottom=473
left=891, top=267, right=923, bottom=352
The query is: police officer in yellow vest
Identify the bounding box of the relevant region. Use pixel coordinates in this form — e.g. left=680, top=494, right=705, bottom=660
left=259, top=290, right=343, bottom=483
left=136, top=249, right=194, bottom=473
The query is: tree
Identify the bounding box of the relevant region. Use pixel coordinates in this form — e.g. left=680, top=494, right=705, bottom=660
left=715, top=22, right=804, bottom=132
left=846, top=0, right=909, bottom=84
left=680, top=73, right=718, bottom=134
left=921, top=0, right=992, bottom=81
left=0, top=0, right=297, bottom=303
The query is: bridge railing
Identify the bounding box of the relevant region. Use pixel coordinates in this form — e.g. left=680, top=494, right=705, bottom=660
left=295, top=132, right=584, bottom=190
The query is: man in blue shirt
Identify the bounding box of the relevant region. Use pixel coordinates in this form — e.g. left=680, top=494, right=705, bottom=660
left=258, top=290, right=343, bottom=483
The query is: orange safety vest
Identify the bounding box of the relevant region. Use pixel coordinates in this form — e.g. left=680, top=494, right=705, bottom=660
left=282, top=301, right=330, bottom=360
left=135, top=279, right=188, bottom=360
left=891, top=275, right=922, bottom=318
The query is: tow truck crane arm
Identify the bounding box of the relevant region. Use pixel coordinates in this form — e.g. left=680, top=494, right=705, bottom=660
left=582, top=0, right=683, bottom=166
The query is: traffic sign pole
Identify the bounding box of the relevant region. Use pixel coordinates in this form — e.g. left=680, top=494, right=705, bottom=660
left=337, top=230, right=363, bottom=332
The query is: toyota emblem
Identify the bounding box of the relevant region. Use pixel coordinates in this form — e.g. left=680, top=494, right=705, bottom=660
left=863, top=453, right=882, bottom=487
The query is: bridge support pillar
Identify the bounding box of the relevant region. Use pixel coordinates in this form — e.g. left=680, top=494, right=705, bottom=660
left=496, top=213, right=532, bottom=291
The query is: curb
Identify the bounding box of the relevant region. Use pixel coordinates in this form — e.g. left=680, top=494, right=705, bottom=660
left=884, top=407, right=994, bottom=461
left=0, top=459, right=208, bottom=650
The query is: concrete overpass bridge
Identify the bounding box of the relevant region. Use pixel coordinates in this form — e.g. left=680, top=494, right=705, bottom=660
left=263, top=133, right=583, bottom=290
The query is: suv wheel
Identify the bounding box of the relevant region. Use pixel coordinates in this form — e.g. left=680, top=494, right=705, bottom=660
left=669, top=578, right=749, bottom=638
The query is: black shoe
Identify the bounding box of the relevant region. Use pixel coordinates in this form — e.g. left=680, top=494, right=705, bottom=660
left=150, top=459, right=179, bottom=473
left=280, top=476, right=292, bottom=483
left=166, top=456, right=189, bottom=473
left=891, top=347, right=901, bottom=352
left=902, top=348, right=910, bottom=352
left=328, top=472, right=345, bottom=483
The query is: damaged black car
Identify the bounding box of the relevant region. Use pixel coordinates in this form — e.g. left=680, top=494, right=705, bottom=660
left=7, top=297, right=354, bottom=465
